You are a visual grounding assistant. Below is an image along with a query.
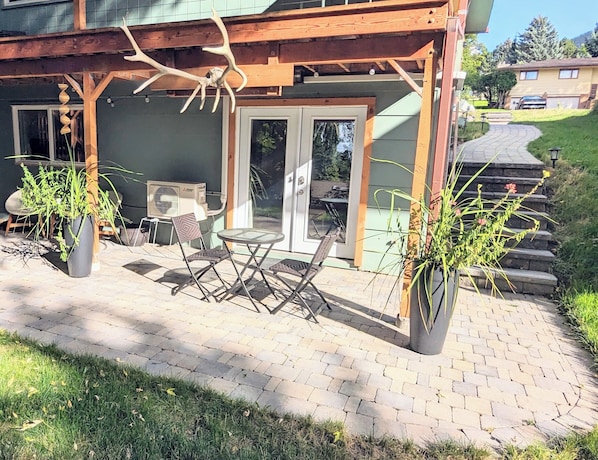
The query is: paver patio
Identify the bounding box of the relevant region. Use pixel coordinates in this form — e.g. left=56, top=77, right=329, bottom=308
left=1, top=231, right=597, bottom=451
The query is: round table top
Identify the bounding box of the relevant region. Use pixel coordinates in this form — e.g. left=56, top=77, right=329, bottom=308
left=217, top=228, right=285, bottom=245
left=319, top=197, right=348, bottom=205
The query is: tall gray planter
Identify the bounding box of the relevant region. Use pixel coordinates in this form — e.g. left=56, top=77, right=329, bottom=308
left=64, top=216, right=94, bottom=278
left=409, top=265, right=459, bottom=355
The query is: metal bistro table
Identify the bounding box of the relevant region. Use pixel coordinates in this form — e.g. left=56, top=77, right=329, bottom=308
left=217, top=228, right=284, bottom=312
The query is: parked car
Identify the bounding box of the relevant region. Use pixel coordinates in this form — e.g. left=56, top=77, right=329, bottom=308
left=516, top=95, right=547, bottom=109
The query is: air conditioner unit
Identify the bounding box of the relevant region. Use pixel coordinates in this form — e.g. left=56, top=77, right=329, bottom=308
left=147, top=180, right=208, bottom=221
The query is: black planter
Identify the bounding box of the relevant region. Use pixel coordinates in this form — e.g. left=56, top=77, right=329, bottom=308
left=64, top=216, right=94, bottom=278
left=409, top=265, right=459, bottom=355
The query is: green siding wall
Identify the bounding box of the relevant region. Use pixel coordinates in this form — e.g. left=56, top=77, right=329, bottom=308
left=1, top=0, right=378, bottom=35
left=0, top=79, right=431, bottom=273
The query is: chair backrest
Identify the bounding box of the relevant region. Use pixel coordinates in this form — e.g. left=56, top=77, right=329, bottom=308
left=5, top=190, right=31, bottom=216
left=311, top=227, right=340, bottom=267
left=171, top=213, right=204, bottom=246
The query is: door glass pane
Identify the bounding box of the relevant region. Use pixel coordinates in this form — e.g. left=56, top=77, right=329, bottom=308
left=250, top=119, right=287, bottom=233
left=308, top=119, right=353, bottom=243
left=18, top=109, right=49, bottom=160
left=52, top=108, right=85, bottom=162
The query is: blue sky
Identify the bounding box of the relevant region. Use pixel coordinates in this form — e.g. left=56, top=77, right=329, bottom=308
left=477, top=0, right=597, bottom=51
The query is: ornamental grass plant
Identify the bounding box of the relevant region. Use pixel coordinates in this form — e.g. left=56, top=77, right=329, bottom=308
left=374, top=155, right=550, bottom=318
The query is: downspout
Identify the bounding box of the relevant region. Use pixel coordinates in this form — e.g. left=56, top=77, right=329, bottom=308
left=430, top=1, right=468, bottom=199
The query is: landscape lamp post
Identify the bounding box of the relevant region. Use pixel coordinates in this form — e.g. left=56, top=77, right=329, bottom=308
left=549, top=147, right=561, bottom=168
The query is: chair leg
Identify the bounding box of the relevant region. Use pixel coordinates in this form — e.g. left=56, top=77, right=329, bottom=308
left=308, top=281, right=333, bottom=311
left=269, top=275, right=322, bottom=323
left=172, top=263, right=213, bottom=301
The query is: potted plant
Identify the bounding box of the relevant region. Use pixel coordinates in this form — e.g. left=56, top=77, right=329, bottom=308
left=18, top=146, right=125, bottom=277
left=375, top=157, right=550, bottom=355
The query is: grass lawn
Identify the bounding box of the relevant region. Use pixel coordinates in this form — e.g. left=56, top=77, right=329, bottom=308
left=0, top=330, right=489, bottom=460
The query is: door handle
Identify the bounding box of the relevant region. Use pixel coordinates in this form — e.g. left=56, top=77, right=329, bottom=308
left=297, top=189, right=304, bottom=195
left=298, top=176, right=305, bottom=185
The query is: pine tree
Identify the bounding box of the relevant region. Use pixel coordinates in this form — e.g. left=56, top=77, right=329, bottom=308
left=513, top=16, right=563, bottom=63
left=491, top=38, right=517, bottom=66
left=584, top=24, right=598, bottom=57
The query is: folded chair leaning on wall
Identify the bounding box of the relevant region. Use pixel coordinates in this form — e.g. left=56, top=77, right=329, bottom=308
left=170, top=213, right=232, bottom=301
left=4, top=190, right=35, bottom=236
left=267, top=228, right=340, bottom=323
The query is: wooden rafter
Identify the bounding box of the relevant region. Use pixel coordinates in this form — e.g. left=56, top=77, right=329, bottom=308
left=387, top=59, right=423, bottom=96
left=0, top=1, right=448, bottom=61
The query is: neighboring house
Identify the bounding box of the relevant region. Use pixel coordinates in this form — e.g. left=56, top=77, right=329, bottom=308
left=0, top=0, right=492, bottom=316
left=502, top=57, right=598, bottom=109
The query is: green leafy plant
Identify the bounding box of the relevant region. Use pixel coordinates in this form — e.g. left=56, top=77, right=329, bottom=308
left=18, top=136, right=133, bottom=261
left=374, top=156, right=550, bottom=321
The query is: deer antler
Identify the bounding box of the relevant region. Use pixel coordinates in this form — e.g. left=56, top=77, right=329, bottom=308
left=120, top=9, right=247, bottom=113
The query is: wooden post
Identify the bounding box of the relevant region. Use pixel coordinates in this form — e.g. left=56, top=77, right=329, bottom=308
left=73, top=0, right=86, bottom=31
left=70, top=72, right=115, bottom=267
left=399, top=43, right=439, bottom=318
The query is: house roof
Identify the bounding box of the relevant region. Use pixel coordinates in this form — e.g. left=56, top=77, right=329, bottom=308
left=500, top=57, right=598, bottom=70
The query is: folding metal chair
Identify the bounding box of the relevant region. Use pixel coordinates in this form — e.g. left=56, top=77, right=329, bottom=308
left=170, top=213, right=231, bottom=301
left=267, top=228, right=340, bottom=322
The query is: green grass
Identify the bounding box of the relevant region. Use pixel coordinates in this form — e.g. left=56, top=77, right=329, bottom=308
left=2, top=331, right=598, bottom=460
left=508, top=108, right=598, bottom=359
left=0, top=330, right=489, bottom=459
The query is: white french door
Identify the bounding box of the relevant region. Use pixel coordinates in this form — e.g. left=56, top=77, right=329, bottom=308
left=235, top=105, right=366, bottom=259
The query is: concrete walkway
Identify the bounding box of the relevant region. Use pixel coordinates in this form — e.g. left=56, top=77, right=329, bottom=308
left=460, top=124, right=545, bottom=165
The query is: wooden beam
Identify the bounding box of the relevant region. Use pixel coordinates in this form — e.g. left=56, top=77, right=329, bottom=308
left=387, top=59, right=423, bottom=96
left=151, top=63, right=294, bottom=90
left=0, top=2, right=447, bottom=60
left=279, top=34, right=443, bottom=65
left=399, top=42, right=438, bottom=318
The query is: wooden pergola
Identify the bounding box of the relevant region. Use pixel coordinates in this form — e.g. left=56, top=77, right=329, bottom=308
left=0, top=0, right=476, bottom=315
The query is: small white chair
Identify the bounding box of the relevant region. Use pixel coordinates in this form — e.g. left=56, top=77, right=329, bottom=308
left=4, top=190, right=34, bottom=236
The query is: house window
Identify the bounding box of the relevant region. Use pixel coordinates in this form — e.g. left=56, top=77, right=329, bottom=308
left=559, top=69, right=579, bottom=79
left=3, top=0, right=67, bottom=7
left=520, top=70, right=538, bottom=80
left=12, top=105, right=85, bottom=164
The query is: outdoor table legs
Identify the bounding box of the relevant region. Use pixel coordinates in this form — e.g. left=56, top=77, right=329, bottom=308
left=217, top=228, right=284, bottom=312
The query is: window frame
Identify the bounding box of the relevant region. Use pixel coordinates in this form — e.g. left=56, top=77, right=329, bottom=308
left=2, top=0, right=67, bottom=8
left=559, top=68, right=579, bottom=79
left=11, top=104, right=85, bottom=166
left=520, top=70, right=539, bottom=81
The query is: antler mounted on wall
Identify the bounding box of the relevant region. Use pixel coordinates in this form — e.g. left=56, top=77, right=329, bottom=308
left=120, top=9, right=248, bottom=113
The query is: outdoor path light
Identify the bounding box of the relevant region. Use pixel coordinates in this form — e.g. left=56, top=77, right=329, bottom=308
left=549, top=147, right=561, bottom=168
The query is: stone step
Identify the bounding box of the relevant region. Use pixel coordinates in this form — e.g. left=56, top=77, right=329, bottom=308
left=463, top=266, right=557, bottom=296
left=455, top=175, right=546, bottom=194
left=456, top=162, right=546, bottom=179
left=480, top=111, right=513, bottom=124
left=510, top=229, right=553, bottom=250
left=507, top=211, right=550, bottom=230
left=501, top=247, right=555, bottom=272
left=460, top=190, right=548, bottom=212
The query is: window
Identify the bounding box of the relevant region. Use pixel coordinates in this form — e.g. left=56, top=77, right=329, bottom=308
left=559, top=69, right=579, bottom=79
left=12, top=105, right=85, bottom=164
left=520, top=70, right=538, bottom=80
